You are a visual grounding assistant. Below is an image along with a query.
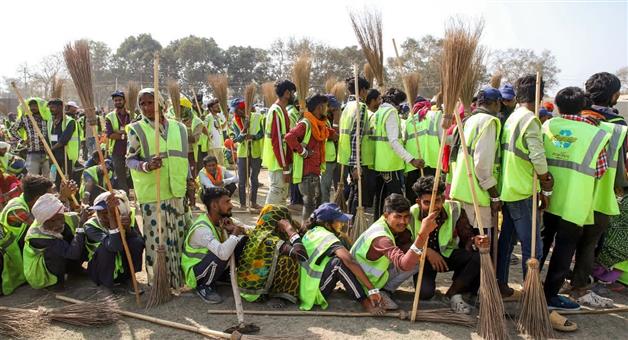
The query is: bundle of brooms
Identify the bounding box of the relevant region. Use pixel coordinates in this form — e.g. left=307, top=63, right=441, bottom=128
left=459, top=46, right=486, bottom=112
left=292, top=54, right=311, bottom=113
left=262, top=81, right=276, bottom=107
left=363, top=63, right=375, bottom=88
left=63, top=39, right=142, bottom=305
left=208, top=74, right=230, bottom=116
left=167, top=79, right=181, bottom=120
left=126, top=81, right=140, bottom=119
left=350, top=8, right=384, bottom=89
left=444, top=18, right=508, bottom=340
left=0, top=297, right=119, bottom=337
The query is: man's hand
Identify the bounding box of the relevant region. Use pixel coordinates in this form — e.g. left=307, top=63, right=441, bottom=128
left=473, top=235, right=490, bottom=250
left=539, top=193, right=550, bottom=210
left=490, top=199, right=502, bottom=215
left=300, top=147, right=312, bottom=159
left=282, top=171, right=291, bottom=184
left=245, top=134, right=254, bottom=140
left=418, top=211, right=439, bottom=238
left=410, top=158, right=425, bottom=169
left=105, top=193, right=120, bottom=211
left=426, top=248, right=449, bottom=272
left=59, top=180, right=78, bottom=200
left=277, top=219, right=296, bottom=236
left=87, top=115, right=99, bottom=126
left=146, top=156, right=162, bottom=171
left=539, top=172, right=554, bottom=191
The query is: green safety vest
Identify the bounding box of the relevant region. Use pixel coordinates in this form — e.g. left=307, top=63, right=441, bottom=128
left=128, top=118, right=189, bottom=203
left=372, top=104, right=404, bottom=172
left=237, top=112, right=263, bottom=159
left=404, top=113, right=426, bottom=173
left=592, top=122, right=627, bottom=216
left=350, top=217, right=395, bottom=291
left=292, top=119, right=325, bottom=184
left=17, top=97, right=51, bottom=122
left=409, top=201, right=460, bottom=258
left=262, top=104, right=289, bottom=171
left=500, top=107, right=541, bottom=202
left=337, top=101, right=374, bottom=167
left=420, top=110, right=443, bottom=169
left=299, top=226, right=342, bottom=310
left=47, top=115, right=80, bottom=161
left=287, top=104, right=300, bottom=127
left=188, top=115, right=204, bottom=162
left=324, top=120, right=336, bottom=163
left=105, top=111, right=130, bottom=154
left=542, top=117, right=610, bottom=226
left=79, top=165, right=113, bottom=201
left=181, top=214, right=222, bottom=289
left=0, top=195, right=29, bottom=295
left=450, top=113, right=501, bottom=207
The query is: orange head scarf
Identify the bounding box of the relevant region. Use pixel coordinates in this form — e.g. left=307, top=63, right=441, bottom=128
left=303, top=111, right=330, bottom=161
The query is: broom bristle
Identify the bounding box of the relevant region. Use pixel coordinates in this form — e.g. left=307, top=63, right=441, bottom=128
left=440, top=17, right=484, bottom=117
left=490, top=71, right=502, bottom=89
left=262, top=81, right=276, bottom=107
left=478, top=249, right=508, bottom=340
left=363, top=63, right=375, bottom=87
left=517, top=259, right=554, bottom=339
left=51, top=75, right=64, bottom=99
left=333, top=166, right=348, bottom=212
left=350, top=207, right=369, bottom=242
left=208, top=74, right=229, bottom=114
left=292, top=54, right=311, bottom=110
left=325, top=76, right=338, bottom=93
left=0, top=309, right=45, bottom=337
left=126, top=81, right=140, bottom=115
left=63, top=40, right=96, bottom=121
left=45, top=296, right=120, bottom=327
left=244, top=82, right=257, bottom=114
left=402, top=72, right=421, bottom=106
left=146, top=246, right=172, bottom=308
left=350, top=9, right=384, bottom=88
left=167, top=79, right=181, bottom=119
left=331, top=81, right=347, bottom=103
left=460, top=46, right=486, bottom=110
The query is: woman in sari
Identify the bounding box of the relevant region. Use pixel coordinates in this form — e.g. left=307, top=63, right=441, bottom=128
left=237, top=205, right=307, bottom=306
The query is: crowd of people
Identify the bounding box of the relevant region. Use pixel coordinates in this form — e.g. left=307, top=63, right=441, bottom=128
left=0, top=71, right=626, bottom=334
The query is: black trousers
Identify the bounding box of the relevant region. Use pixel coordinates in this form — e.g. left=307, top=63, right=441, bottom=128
left=193, top=237, right=247, bottom=288
left=348, top=167, right=377, bottom=216
left=572, top=212, right=609, bottom=288
left=404, top=167, right=437, bottom=203
left=290, top=183, right=303, bottom=205
left=319, top=257, right=367, bottom=301
left=373, top=171, right=404, bottom=218
left=541, top=212, right=583, bottom=301
left=87, top=234, right=144, bottom=288
left=419, top=248, right=480, bottom=300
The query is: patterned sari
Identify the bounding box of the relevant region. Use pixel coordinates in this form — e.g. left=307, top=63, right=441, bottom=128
left=237, top=205, right=300, bottom=303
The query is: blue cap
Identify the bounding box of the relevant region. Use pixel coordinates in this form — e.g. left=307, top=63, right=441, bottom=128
left=539, top=108, right=552, bottom=118
left=478, top=87, right=502, bottom=102
left=325, top=94, right=340, bottom=109
left=312, top=203, right=352, bottom=223
left=111, top=90, right=125, bottom=99
left=499, top=84, right=515, bottom=101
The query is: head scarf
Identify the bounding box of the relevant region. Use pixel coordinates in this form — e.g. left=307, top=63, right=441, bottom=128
left=32, top=193, right=64, bottom=224
left=138, top=88, right=166, bottom=113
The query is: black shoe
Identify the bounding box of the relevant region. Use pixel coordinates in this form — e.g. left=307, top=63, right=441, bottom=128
left=196, top=285, right=223, bottom=304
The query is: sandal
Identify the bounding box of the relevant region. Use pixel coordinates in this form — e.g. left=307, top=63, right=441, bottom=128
left=549, top=311, right=578, bottom=332
left=449, top=294, right=471, bottom=314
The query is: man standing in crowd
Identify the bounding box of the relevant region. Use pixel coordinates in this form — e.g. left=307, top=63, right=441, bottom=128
left=105, top=90, right=132, bottom=191
left=320, top=95, right=340, bottom=203
left=47, top=98, right=78, bottom=188
left=10, top=98, right=50, bottom=177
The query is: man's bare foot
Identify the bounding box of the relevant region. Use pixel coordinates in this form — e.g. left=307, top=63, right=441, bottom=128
left=361, top=299, right=385, bottom=315
left=266, top=297, right=287, bottom=309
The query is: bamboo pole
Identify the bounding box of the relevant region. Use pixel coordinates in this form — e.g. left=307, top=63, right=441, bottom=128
left=392, top=38, right=424, bottom=178
left=10, top=83, right=80, bottom=207
left=154, top=54, right=164, bottom=259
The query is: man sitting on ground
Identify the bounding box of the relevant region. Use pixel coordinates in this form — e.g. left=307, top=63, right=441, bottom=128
left=197, top=155, right=238, bottom=197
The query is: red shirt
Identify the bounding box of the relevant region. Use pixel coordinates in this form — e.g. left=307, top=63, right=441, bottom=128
left=269, top=105, right=292, bottom=169
left=285, top=121, right=336, bottom=177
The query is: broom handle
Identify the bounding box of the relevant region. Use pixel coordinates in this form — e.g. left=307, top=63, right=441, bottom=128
left=223, top=230, right=245, bottom=325
left=55, top=295, right=232, bottom=339
left=531, top=71, right=541, bottom=259
left=153, top=54, right=163, bottom=244
left=207, top=309, right=413, bottom=319
left=411, top=126, right=449, bottom=322
left=392, top=38, right=424, bottom=178
left=353, top=65, right=363, bottom=208
left=89, top=124, right=141, bottom=305
left=10, top=83, right=80, bottom=207
left=452, top=108, right=487, bottom=234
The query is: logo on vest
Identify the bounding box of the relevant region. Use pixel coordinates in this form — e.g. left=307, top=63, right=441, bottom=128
left=551, top=129, right=577, bottom=149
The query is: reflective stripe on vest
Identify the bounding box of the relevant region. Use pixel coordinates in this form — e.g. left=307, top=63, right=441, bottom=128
left=237, top=112, right=263, bottom=159
left=261, top=105, right=288, bottom=171
left=182, top=214, right=222, bottom=289
left=592, top=122, right=627, bottom=215
left=350, top=218, right=392, bottom=283
left=337, top=101, right=374, bottom=166
left=47, top=115, right=79, bottom=161
left=372, top=105, right=404, bottom=172
left=299, top=227, right=341, bottom=310
left=1, top=195, right=30, bottom=241
left=292, top=119, right=312, bottom=184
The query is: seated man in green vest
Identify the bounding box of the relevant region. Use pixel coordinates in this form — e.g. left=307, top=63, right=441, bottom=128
left=299, top=203, right=384, bottom=315
left=351, top=193, right=438, bottom=309
left=23, top=193, right=85, bottom=290
left=182, top=187, right=248, bottom=304
left=411, top=176, right=488, bottom=314
left=80, top=159, right=115, bottom=206
left=85, top=191, right=144, bottom=293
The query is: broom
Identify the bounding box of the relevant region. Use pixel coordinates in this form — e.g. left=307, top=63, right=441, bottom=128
left=517, top=71, right=553, bottom=339
left=146, top=53, right=172, bottom=308
left=333, top=164, right=348, bottom=212
left=350, top=8, right=384, bottom=89
left=331, top=81, right=347, bottom=103
left=51, top=75, right=64, bottom=99
left=208, top=74, right=229, bottom=118
left=490, top=71, right=502, bottom=89
left=242, top=82, right=257, bottom=210
left=349, top=65, right=368, bottom=241
left=0, top=308, right=44, bottom=338
left=167, top=79, right=181, bottom=120
left=363, top=63, right=375, bottom=89
left=261, top=81, right=276, bottom=108
left=460, top=46, right=486, bottom=112
left=126, top=81, right=140, bottom=119
left=324, top=76, right=337, bottom=94
left=392, top=38, right=424, bottom=178
left=292, top=54, right=311, bottom=114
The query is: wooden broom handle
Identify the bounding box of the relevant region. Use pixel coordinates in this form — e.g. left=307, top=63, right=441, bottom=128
left=89, top=124, right=141, bottom=305
left=392, top=38, right=424, bottom=178
left=352, top=65, right=363, bottom=208
left=153, top=54, right=163, bottom=243
left=11, top=83, right=80, bottom=207
left=411, top=126, right=449, bottom=322
left=222, top=229, right=245, bottom=325
left=531, top=71, right=541, bottom=259
left=55, top=295, right=232, bottom=339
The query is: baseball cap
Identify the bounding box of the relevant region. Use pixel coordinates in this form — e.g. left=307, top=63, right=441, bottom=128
left=111, top=90, right=125, bottom=99
left=66, top=101, right=80, bottom=109
left=478, top=87, right=502, bottom=102
left=499, top=84, right=515, bottom=101
left=312, top=203, right=352, bottom=223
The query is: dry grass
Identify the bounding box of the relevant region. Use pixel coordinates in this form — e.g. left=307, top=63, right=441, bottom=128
left=402, top=72, right=421, bottom=105
left=350, top=9, right=384, bottom=88
left=460, top=46, right=486, bottom=111
left=292, top=54, right=311, bottom=111
left=331, top=81, right=347, bottom=103
left=0, top=308, right=44, bottom=338
left=208, top=74, right=229, bottom=114
left=63, top=40, right=96, bottom=121
left=167, top=79, right=181, bottom=119
left=262, top=82, right=276, bottom=107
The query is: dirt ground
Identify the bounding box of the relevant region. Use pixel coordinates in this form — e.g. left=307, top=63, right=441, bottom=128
left=1, top=169, right=627, bottom=339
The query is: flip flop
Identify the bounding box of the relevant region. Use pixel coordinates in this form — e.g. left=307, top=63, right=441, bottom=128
left=550, top=311, right=578, bottom=332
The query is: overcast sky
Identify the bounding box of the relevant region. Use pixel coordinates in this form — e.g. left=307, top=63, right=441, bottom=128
left=2, top=0, right=626, bottom=93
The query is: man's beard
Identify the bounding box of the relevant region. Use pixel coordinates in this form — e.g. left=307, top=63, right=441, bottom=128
left=220, top=211, right=232, bottom=218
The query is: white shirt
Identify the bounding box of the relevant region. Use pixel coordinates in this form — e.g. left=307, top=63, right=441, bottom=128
left=198, top=166, right=238, bottom=190
left=209, top=112, right=226, bottom=149
left=381, top=103, right=415, bottom=162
